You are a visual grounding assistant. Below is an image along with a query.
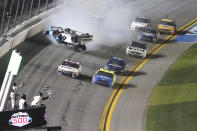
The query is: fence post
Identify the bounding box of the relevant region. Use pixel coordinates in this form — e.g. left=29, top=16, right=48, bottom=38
left=0, top=0, right=8, bottom=35
left=37, top=0, right=41, bottom=15
left=19, top=0, right=26, bottom=24
left=13, top=0, right=20, bottom=27
left=45, top=0, right=49, bottom=12
left=29, top=0, right=34, bottom=19
left=54, top=0, right=57, bottom=8
left=7, top=0, right=14, bottom=33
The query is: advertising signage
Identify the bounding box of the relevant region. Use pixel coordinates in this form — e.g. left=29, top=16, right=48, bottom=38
left=0, top=105, right=47, bottom=130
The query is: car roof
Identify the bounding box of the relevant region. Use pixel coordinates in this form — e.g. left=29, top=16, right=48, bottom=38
left=161, top=19, right=174, bottom=23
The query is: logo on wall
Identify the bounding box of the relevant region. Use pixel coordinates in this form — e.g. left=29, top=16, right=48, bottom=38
left=9, top=112, right=32, bottom=127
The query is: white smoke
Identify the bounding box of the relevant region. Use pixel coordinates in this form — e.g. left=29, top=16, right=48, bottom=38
left=48, top=0, right=137, bottom=50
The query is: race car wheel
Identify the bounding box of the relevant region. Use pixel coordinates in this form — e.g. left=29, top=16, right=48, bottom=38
left=44, top=31, right=49, bottom=35
left=57, top=70, right=62, bottom=75
left=72, top=73, right=78, bottom=78
left=153, top=38, right=157, bottom=43
left=80, top=44, right=86, bottom=51
left=84, top=33, right=89, bottom=37
left=65, top=28, right=71, bottom=32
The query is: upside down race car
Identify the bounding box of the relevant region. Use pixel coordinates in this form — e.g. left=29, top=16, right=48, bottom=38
left=92, top=68, right=116, bottom=88
left=105, top=57, right=127, bottom=74
left=44, top=26, right=93, bottom=51
left=157, top=19, right=176, bottom=34
left=57, top=59, right=82, bottom=78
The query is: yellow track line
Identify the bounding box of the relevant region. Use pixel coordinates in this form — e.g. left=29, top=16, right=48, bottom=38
left=99, top=59, right=142, bottom=130
left=100, top=18, right=197, bottom=131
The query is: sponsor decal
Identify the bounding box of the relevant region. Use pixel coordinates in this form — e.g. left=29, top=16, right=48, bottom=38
left=9, top=112, right=32, bottom=127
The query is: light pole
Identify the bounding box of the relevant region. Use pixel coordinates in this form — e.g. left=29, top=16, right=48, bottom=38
left=0, top=50, right=23, bottom=111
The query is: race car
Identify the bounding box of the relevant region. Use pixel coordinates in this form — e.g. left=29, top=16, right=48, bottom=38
left=157, top=19, right=176, bottom=34
left=138, top=27, right=160, bottom=43
left=92, top=68, right=116, bottom=88
left=105, top=57, right=127, bottom=74
left=126, top=41, right=148, bottom=58
left=44, top=26, right=93, bottom=51
left=57, top=59, right=82, bottom=78
left=131, top=17, right=151, bottom=30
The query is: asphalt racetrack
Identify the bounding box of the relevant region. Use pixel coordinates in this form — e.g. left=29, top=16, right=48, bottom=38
left=1, top=0, right=197, bottom=131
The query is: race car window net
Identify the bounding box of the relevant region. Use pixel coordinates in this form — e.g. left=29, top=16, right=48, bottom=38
left=160, top=21, right=174, bottom=26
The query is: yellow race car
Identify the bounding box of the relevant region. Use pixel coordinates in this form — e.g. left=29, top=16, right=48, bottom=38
left=157, top=19, right=176, bottom=34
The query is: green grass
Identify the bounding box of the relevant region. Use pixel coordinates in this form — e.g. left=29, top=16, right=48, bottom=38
left=146, top=43, right=197, bottom=131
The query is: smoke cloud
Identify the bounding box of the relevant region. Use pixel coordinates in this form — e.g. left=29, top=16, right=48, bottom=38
left=48, top=0, right=137, bottom=50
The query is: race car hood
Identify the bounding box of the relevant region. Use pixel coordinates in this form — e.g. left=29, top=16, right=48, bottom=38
left=93, top=74, right=113, bottom=83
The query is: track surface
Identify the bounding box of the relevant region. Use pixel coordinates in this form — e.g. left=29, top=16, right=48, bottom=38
left=1, top=0, right=197, bottom=131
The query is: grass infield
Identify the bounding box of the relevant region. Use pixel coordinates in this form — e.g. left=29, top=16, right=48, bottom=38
left=146, top=43, right=197, bottom=131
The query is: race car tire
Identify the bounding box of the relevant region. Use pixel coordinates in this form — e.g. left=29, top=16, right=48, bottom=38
left=72, top=73, right=78, bottom=78
left=84, top=33, right=90, bottom=37
left=44, top=31, right=49, bottom=35
left=65, top=28, right=71, bottom=32
left=141, top=55, right=146, bottom=59
left=57, top=70, right=62, bottom=75
left=153, top=38, right=157, bottom=43
left=80, top=44, right=86, bottom=51
left=74, top=45, right=80, bottom=50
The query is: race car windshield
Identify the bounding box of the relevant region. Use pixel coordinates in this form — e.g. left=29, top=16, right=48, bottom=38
left=97, top=71, right=113, bottom=78
left=110, top=59, right=124, bottom=66
left=130, top=42, right=147, bottom=49
left=160, top=21, right=174, bottom=26
left=62, top=61, right=79, bottom=69
left=143, top=28, right=157, bottom=34
left=135, top=18, right=150, bottom=23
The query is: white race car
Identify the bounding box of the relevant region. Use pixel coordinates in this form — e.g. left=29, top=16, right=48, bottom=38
left=44, top=26, right=93, bottom=51
left=130, top=17, right=151, bottom=30
left=57, top=59, right=82, bottom=78
left=126, top=41, right=148, bottom=58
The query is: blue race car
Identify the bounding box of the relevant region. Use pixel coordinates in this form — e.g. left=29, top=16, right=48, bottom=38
left=105, top=57, right=127, bottom=74
left=92, top=68, right=116, bottom=88
left=138, top=27, right=160, bottom=43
